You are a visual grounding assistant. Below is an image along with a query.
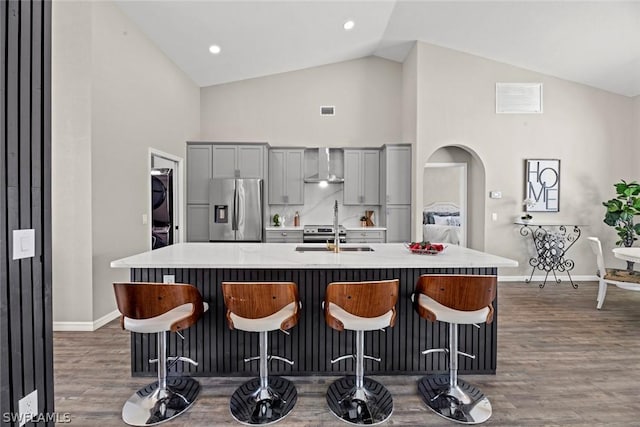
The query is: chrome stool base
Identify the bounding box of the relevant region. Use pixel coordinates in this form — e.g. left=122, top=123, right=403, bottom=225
left=122, top=377, right=200, bottom=426
left=230, top=377, right=297, bottom=425
left=326, top=376, right=393, bottom=425
left=418, top=375, right=491, bottom=424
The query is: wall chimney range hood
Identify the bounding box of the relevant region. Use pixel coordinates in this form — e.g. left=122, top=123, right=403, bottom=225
left=304, top=147, right=344, bottom=184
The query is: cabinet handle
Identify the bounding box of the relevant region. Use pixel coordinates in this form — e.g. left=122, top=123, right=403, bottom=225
left=282, top=232, right=287, bottom=236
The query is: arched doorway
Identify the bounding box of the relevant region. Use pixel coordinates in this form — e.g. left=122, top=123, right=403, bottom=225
left=423, top=145, right=486, bottom=250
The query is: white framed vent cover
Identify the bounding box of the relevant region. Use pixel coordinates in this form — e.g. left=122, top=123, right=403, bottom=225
left=496, top=83, right=543, bottom=114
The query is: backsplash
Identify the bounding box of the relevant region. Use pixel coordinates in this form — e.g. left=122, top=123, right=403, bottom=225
left=267, top=183, right=380, bottom=228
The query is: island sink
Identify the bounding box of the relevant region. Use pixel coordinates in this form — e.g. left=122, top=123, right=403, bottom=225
left=295, top=246, right=374, bottom=252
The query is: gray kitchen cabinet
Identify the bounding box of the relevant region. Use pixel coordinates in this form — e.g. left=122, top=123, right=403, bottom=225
left=380, top=144, right=411, bottom=243
left=381, top=145, right=411, bottom=205
left=187, top=142, right=266, bottom=242
left=265, top=229, right=303, bottom=243
left=187, top=205, right=210, bottom=242
left=346, top=229, right=386, bottom=243
left=269, top=149, right=304, bottom=205
left=343, top=149, right=380, bottom=205
left=385, top=205, right=411, bottom=243
left=212, top=144, right=264, bottom=178
left=187, top=145, right=212, bottom=204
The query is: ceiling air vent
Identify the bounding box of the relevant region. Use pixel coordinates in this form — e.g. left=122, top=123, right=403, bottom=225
left=320, top=106, right=335, bottom=116
left=496, top=83, right=543, bottom=114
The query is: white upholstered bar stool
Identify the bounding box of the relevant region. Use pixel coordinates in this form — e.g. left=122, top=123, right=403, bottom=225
left=222, top=282, right=301, bottom=425
left=324, top=279, right=399, bottom=425
left=588, top=236, right=640, bottom=309
left=113, top=282, right=208, bottom=426
left=413, top=275, right=496, bottom=424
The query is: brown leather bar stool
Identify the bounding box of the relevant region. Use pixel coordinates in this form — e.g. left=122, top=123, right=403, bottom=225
left=324, top=279, right=399, bottom=425
left=113, top=282, right=208, bottom=426
left=222, top=282, right=301, bottom=425
left=413, top=274, right=497, bottom=424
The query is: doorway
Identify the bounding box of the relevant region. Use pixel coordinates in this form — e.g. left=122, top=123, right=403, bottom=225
left=149, top=149, right=184, bottom=249
left=423, top=162, right=467, bottom=247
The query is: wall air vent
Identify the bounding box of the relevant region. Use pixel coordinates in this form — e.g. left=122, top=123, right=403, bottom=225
left=496, top=83, right=543, bottom=114
left=320, top=106, right=335, bottom=116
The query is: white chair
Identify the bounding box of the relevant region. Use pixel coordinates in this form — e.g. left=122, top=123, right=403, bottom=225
left=587, top=237, right=640, bottom=309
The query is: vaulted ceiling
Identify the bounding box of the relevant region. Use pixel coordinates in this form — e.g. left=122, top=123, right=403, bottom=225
left=116, top=1, right=640, bottom=97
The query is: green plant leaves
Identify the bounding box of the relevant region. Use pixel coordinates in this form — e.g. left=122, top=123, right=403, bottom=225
left=604, top=180, right=640, bottom=246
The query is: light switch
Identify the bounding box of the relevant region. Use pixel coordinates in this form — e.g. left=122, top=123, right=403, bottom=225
left=163, top=275, right=175, bottom=284
left=13, top=229, right=35, bottom=260
left=491, top=213, right=498, bottom=221
left=142, top=214, right=148, bottom=225
left=489, top=191, right=502, bottom=199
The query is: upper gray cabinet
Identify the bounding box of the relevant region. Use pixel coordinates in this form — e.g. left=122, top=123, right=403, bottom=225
left=343, top=149, right=380, bottom=205
left=212, top=144, right=264, bottom=178
left=269, top=148, right=304, bottom=205
left=187, top=145, right=212, bottom=204
left=381, top=145, right=411, bottom=205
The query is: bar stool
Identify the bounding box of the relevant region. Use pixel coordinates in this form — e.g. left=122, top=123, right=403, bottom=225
left=324, top=279, right=399, bottom=425
left=113, top=282, right=208, bottom=426
left=221, top=282, right=301, bottom=425
left=413, top=274, right=497, bottom=424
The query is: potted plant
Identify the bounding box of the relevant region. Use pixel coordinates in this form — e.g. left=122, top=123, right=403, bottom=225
left=602, top=180, right=640, bottom=247
left=521, top=198, right=535, bottom=223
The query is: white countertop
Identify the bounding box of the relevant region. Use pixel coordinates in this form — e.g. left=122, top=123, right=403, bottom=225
left=265, top=226, right=304, bottom=231
left=264, top=226, right=387, bottom=231
left=111, top=243, right=518, bottom=270
left=344, top=227, right=387, bottom=231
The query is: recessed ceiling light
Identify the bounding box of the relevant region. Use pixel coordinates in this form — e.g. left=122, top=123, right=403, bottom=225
left=343, top=20, right=355, bottom=31
left=208, top=44, right=221, bottom=55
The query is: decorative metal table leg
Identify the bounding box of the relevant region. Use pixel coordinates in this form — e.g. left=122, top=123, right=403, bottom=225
left=418, top=324, right=491, bottom=424
left=326, top=330, right=393, bottom=425
left=122, top=331, right=200, bottom=426
left=229, top=331, right=297, bottom=425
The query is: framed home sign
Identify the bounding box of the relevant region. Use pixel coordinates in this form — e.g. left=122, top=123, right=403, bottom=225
left=525, top=159, right=560, bottom=212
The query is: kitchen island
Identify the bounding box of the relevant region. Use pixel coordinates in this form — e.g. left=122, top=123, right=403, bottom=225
left=111, top=243, right=517, bottom=377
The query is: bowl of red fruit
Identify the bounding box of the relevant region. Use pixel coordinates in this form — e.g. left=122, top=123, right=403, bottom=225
left=405, top=241, right=446, bottom=255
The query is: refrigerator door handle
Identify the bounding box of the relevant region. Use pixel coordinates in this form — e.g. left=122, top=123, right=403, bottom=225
left=232, top=186, right=238, bottom=231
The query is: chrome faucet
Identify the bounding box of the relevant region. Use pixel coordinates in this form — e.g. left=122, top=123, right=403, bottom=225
left=333, top=200, right=340, bottom=253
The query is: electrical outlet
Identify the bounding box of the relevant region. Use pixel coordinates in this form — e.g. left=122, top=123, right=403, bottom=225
left=18, top=390, right=38, bottom=426
left=163, top=275, right=175, bottom=283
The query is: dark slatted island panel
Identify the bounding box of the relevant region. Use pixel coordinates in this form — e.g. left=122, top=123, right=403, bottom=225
left=130, top=267, right=497, bottom=377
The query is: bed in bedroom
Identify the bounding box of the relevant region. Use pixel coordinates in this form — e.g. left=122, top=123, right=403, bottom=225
left=422, top=202, right=464, bottom=245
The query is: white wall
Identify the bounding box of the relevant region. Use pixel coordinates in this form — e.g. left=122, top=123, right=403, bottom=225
left=412, top=42, right=635, bottom=276
left=52, top=0, right=94, bottom=323
left=52, top=1, right=200, bottom=325
left=200, top=56, right=402, bottom=147
left=634, top=96, right=640, bottom=164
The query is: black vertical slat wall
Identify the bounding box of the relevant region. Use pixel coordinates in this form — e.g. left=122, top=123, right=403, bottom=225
left=1, top=1, right=53, bottom=425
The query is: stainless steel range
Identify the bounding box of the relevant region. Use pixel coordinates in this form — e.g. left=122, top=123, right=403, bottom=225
left=303, top=225, right=346, bottom=243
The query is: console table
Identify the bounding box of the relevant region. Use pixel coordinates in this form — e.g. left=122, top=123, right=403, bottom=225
left=515, top=221, right=585, bottom=288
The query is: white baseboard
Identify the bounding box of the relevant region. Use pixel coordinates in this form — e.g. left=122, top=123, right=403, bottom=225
left=53, top=309, right=120, bottom=332
left=498, top=275, right=598, bottom=283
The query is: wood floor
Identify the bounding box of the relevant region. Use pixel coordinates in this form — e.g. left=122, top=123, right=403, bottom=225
left=54, top=282, right=640, bottom=426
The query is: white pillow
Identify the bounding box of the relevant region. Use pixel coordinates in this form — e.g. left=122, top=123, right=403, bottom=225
left=433, top=215, right=450, bottom=225
left=447, top=217, right=461, bottom=226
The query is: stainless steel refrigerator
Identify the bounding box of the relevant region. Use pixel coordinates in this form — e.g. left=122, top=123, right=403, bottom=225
left=209, top=178, right=263, bottom=242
